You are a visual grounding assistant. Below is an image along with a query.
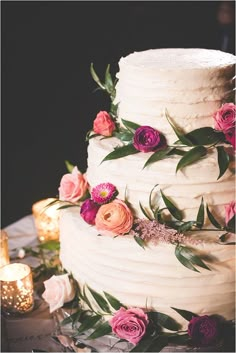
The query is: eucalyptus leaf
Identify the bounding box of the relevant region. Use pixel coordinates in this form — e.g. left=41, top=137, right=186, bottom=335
left=101, top=144, right=139, bottom=163
left=134, top=236, right=146, bottom=249
left=171, top=307, right=197, bottom=321
left=143, top=148, right=172, bottom=169
left=160, top=190, right=183, bottom=221
left=121, top=119, right=141, bottom=132
left=76, top=315, right=102, bottom=334
left=65, top=160, right=75, bottom=173
left=87, top=320, right=112, bottom=339
left=196, top=197, right=204, bottom=228
left=217, top=146, right=230, bottom=180
left=103, top=292, right=124, bottom=310
left=148, top=312, right=180, bottom=331
left=176, top=146, right=207, bottom=172
left=87, top=286, right=111, bottom=313
left=184, top=127, right=224, bottom=146
left=165, top=110, right=193, bottom=146
left=206, top=204, right=222, bottom=229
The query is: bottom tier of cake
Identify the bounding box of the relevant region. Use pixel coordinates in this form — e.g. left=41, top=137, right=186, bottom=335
left=59, top=208, right=235, bottom=332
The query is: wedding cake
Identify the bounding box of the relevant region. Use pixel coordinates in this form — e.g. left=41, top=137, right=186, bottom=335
left=59, top=48, right=235, bottom=350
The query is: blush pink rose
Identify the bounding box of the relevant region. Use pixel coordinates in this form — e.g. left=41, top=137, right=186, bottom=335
left=42, top=274, right=75, bottom=313
left=95, top=199, right=133, bottom=235
left=93, top=111, right=116, bottom=136
left=110, top=307, right=149, bottom=345
left=213, top=103, right=236, bottom=134
left=225, top=200, right=236, bottom=225
left=58, top=167, right=88, bottom=203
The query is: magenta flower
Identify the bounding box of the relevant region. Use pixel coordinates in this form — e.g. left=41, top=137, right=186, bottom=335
left=109, top=307, right=149, bottom=345
left=80, top=199, right=100, bottom=225
left=91, top=183, right=118, bottom=204
left=188, top=315, right=220, bottom=347
left=133, top=126, right=166, bottom=153
left=225, top=128, right=236, bottom=150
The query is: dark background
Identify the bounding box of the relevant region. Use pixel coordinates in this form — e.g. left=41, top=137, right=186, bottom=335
left=1, top=1, right=235, bottom=227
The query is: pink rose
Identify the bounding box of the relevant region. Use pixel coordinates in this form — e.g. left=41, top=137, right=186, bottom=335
left=213, top=103, right=236, bottom=134
left=42, top=274, right=75, bottom=313
left=95, top=199, right=133, bottom=235
left=225, top=200, right=236, bottom=225
left=80, top=199, right=100, bottom=225
left=58, top=167, right=88, bottom=203
left=93, top=111, right=116, bottom=136
left=110, top=307, right=149, bottom=345
left=225, top=128, right=236, bottom=150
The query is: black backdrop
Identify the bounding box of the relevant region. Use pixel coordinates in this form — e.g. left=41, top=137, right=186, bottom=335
left=1, top=1, right=235, bottom=227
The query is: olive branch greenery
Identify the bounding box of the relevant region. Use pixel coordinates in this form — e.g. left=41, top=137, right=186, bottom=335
left=88, top=64, right=233, bottom=179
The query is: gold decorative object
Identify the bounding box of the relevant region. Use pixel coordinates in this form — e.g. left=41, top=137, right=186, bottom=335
left=32, top=198, right=60, bottom=242
left=0, top=230, right=10, bottom=268
left=0, top=263, right=34, bottom=315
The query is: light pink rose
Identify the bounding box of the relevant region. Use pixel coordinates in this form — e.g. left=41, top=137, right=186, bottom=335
left=58, top=167, right=88, bottom=203
left=213, top=103, right=236, bottom=134
left=110, top=307, right=149, bottom=345
left=93, top=111, right=116, bottom=136
left=225, top=200, right=236, bottom=225
left=42, top=274, right=75, bottom=313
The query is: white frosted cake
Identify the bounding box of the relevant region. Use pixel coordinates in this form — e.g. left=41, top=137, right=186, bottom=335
left=59, top=48, right=235, bottom=350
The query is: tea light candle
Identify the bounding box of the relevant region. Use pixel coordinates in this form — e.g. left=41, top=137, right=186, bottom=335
left=0, top=230, right=10, bottom=268
left=32, top=198, right=60, bottom=242
left=0, top=263, right=34, bottom=315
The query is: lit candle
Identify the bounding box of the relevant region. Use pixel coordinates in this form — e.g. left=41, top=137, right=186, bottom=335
left=0, top=263, right=34, bottom=315
left=32, top=198, right=60, bottom=242
left=0, top=230, right=10, bottom=268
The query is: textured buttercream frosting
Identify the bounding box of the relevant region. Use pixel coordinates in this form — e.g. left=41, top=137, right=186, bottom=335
left=59, top=48, right=235, bottom=333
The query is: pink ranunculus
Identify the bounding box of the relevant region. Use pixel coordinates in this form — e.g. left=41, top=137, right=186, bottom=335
left=133, top=126, right=166, bottom=153
left=225, top=200, right=236, bottom=226
left=93, top=111, right=116, bottom=137
left=58, top=167, right=88, bottom=203
left=110, top=307, right=149, bottom=345
left=95, top=199, right=133, bottom=235
left=213, top=103, right=236, bottom=134
left=80, top=198, right=100, bottom=225
left=42, top=274, right=75, bottom=313
left=225, top=128, right=236, bottom=150
left=188, top=315, right=220, bottom=347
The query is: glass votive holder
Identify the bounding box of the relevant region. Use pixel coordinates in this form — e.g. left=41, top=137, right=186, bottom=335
left=0, top=263, right=34, bottom=315
left=32, top=198, right=60, bottom=242
left=0, top=230, right=10, bottom=268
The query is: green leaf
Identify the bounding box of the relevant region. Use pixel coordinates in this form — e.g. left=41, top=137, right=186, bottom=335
left=77, top=315, right=102, bottom=334
left=105, top=64, right=114, bottom=93
left=103, top=292, right=124, bottom=310
left=57, top=204, right=79, bottom=210
left=168, top=333, right=190, bottom=345
left=114, top=130, right=134, bottom=142
left=101, top=144, right=139, bottom=163
left=176, top=146, right=207, bottom=172
left=176, top=245, right=211, bottom=271
left=217, top=146, right=230, bottom=180
left=171, top=307, right=197, bottom=321
left=60, top=310, right=82, bottom=326
left=121, top=119, right=141, bottom=132
left=167, top=148, right=186, bottom=157
left=146, top=335, right=169, bottom=353
left=87, top=286, right=111, bottom=313
left=87, top=320, right=112, bottom=339
left=38, top=240, right=60, bottom=251
left=143, top=148, right=173, bottom=169
left=148, top=312, right=180, bottom=331
left=206, top=204, right=222, bottom=229
left=134, top=236, right=146, bottom=249
left=196, top=197, right=204, bottom=228
left=90, top=63, right=105, bottom=90
left=130, top=335, right=158, bottom=352
left=149, top=184, right=159, bottom=214
left=160, top=190, right=183, bottom=221
left=139, top=202, right=154, bottom=220
left=177, top=221, right=196, bottom=232
left=65, top=160, right=75, bottom=173
left=184, top=127, right=224, bottom=146
left=175, top=245, right=199, bottom=272
left=165, top=110, right=193, bottom=146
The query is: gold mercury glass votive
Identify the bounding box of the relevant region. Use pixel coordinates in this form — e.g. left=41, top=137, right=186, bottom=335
left=0, top=230, right=10, bottom=268
left=0, top=263, right=34, bottom=315
left=32, top=198, right=60, bottom=242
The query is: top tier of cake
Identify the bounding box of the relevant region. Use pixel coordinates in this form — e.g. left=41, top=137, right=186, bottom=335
left=115, top=48, right=235, bottom=144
